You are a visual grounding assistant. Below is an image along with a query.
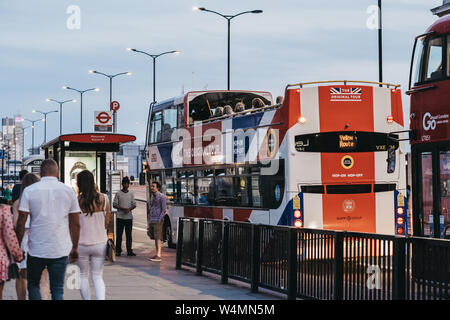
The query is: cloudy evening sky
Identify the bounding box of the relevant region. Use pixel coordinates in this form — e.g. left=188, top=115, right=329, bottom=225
left=0, top=0, right=442, bottom=153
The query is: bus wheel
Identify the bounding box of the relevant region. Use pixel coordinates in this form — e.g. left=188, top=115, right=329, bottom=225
left=165, top=218, right=176, bottom=249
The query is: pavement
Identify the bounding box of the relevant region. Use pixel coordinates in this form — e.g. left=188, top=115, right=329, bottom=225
left=2, top=185, right=282, bottom=300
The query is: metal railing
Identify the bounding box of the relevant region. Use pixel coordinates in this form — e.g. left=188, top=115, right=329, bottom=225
left=176, top=217, right=450, bottom=300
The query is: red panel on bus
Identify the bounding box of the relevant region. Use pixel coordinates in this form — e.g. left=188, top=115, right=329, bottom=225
left=233, top=209, right=252, bottom=222
left=318, top=86, right=374, bottom=132
left=390, top=89, right=404, bottom=126
left=184, top=206, right=223, bottom=220
left=321, top=152, right=375, bottom=184
left=322, top=193, right=376, bottom=233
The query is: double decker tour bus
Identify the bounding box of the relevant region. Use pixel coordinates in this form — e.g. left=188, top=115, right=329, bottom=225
left=407, top=13, right=450, bottom=238
left=144, top=83, right=407, bottom=247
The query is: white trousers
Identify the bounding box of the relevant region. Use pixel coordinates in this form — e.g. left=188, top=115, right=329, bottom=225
left=77, top=243, right=107, bottom=300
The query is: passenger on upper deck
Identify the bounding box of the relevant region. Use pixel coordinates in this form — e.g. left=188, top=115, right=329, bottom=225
left=234, top=102, right=245, bottom=113
left=251, top=98, right=265, bottom=109
left=223, top=105, right=234, bottom=115
left=214, top=106, right=224, bottom=117
left=276, top=96, right=283, bottom=104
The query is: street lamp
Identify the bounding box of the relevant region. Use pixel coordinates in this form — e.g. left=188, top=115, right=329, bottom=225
left=63, top=86, right=100, bottom=132
left=89, top=70, right=131, bottom=170
left=24, top=118, right=44, bottom=155
left=194, top=7, right=263, bottom=90
left=45, top=98, right=77, bottom=135
left=22, top=125, right=30, bottom=159
left=32, top=109, right=58, bottom=143
left=126, top=48, right=180, bottom=103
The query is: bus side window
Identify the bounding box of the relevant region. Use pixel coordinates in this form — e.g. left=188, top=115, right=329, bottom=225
left=387, top=148, right=396, bottom=174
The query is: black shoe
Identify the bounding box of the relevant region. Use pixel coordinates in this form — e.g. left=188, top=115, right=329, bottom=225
left=127, top=252, right=136, bottom=256
left=116, top=252, right=121, bottom=256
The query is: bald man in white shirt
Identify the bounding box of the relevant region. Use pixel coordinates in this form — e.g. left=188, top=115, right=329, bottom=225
left=16, top=159, right=81, bottom=300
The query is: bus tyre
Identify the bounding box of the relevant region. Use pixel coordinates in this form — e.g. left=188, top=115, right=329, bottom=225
left=165, top=218, right=176, bottom=249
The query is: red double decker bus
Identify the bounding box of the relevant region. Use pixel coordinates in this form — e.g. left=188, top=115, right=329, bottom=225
left=408, top=13, right=450, bottom=238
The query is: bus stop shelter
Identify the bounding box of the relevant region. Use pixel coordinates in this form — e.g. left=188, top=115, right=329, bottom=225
left=41, top=133, right=136, bottom=193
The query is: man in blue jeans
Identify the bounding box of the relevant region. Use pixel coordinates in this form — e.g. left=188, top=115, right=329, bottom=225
left=16, top=159, right=81, bottom=300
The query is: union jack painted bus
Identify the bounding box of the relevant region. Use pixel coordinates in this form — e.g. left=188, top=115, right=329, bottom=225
left=144, top=84, right=407, bottom=247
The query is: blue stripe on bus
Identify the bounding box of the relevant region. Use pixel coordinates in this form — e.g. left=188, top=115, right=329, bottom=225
left=232, top=112, right=264, bottom=130
left=277, top=193, right=303, bottom=226
left=157, top=143, right=173, bottom=168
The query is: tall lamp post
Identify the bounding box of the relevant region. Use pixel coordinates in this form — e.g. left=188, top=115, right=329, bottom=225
left=378, top=0, right=383, bottom=85
left=45, top=98, right=77, bottom=135
left=63, top=86, right=100, bottom=132
left=22, top=125, right=30, bottom=159
left=194, top=7, right=263, bottom=90
left=126, top=48, right=180, bottom=103
left=32, top=109, right=58, bottom=143
left=89, top=70, right=131, bottom=170
left=24, top=118, right=44, bottom=155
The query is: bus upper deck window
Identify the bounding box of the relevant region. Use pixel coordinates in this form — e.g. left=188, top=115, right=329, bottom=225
left=447, top=35, right=450, bottom=77
left=425, top=37, right=443, bottom=81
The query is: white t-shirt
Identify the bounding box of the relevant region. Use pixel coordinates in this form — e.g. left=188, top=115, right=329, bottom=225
left=19, top=176, right=81, bottom=259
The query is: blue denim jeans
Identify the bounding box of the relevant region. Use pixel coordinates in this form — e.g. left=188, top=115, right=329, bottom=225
left=27, top=254, right=68, bottom=300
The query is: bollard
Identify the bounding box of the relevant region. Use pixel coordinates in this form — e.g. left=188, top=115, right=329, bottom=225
left=175, top=217, right=184, bottom=270
left=196, top=219, right=204, bottom=275
left=251, top=224, right=261, bottom=293
left=392, top=236, right=406, bottom=300
left=287, top=228, right=298, bottom=300
left=221, top=221, right=229, bottom=284
left=333, top=231, right=344, bottom=300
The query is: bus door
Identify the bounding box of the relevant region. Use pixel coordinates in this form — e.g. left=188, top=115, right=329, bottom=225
left=414, top=146, right=450, bottom=238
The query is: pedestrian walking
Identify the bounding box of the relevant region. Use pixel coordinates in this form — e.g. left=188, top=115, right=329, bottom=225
left=12, top=173, right=51, bottom=300
left=76, top=170, right=110, bottom=300
left=113, top=176, right=136, bottom=256
left=0, top=204, right=24, bottom=300
left=15, top=159, right=81, bottom=300
left=11, top=170, right=28, bottom=203
left=147, top=181, right=166, bottom=262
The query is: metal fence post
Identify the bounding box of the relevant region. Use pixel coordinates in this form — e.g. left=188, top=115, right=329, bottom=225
left=196, top=219, right=204, bottom=275
left=221, top=220, right=229, bottom=284
left=287, top=228, right=298, bottom=300
left=251, top=224, right=261, bottom=293
left=334, top=231, right=344, bottom=300
left=393, top=236, right=406, bottom=300
left=175, top=217, right=184, bottom=270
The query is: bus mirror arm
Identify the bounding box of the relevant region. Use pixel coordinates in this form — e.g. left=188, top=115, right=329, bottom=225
left=387, top=130, right=415, bottom=142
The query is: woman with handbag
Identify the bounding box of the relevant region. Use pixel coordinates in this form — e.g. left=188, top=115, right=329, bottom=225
left=76, top=170, right=110, bottom=300
left=12, top=173, right=50, bottom=300
left=0, top=204, right=23, bottom=300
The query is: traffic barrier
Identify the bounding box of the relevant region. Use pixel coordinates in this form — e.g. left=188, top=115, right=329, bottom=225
left=176, top=217, right=450, bottom=300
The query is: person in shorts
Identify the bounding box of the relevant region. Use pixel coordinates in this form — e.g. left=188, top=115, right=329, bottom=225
left=147, top=181, right=166, bottom=262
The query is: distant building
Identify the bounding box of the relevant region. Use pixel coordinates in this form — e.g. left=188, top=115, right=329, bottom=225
left=1, top=116, right=24, bottom=176
left=106, top=143, right=145, bottom=182
left=431, top=0, right=450, bottom=16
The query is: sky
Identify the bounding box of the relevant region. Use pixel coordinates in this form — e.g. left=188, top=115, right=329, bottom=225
left=0, top=0, right=443, bottom=155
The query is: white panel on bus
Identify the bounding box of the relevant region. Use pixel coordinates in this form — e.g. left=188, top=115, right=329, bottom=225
left=372, top=86, right=391, bottom=133
left=249, top=210, right=270, bottom=225
left=303, top=194, right=323, bottom=229
left=376, top=192, right=395, bottom=235
left=299, top=87, right=320, bottom=133
left=289, top=151, right=322, bottom=188
left=223, top=208, right=233, bottom=221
